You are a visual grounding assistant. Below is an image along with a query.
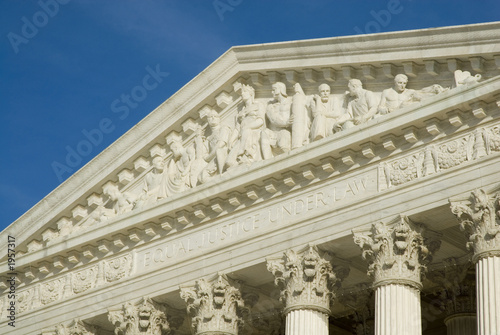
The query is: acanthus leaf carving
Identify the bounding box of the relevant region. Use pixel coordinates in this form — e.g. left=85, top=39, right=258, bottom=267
left=108, top=297, right=170, bottom=335
left=72, top=265, right=98, bottom=294
left=266, top=245, right=349, bottom=315
left=450, top=188, right=500, bottom=261
left=40, top=277, right=66, bottom=305
left=353, top=215, right=440, bottom=288
left=180, top=273, right=247, bottom=335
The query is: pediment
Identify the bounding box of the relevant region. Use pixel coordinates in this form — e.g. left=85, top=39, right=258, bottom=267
left=2, top=22, right=500, bottom=288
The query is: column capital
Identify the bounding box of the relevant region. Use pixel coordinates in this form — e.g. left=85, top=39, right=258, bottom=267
left=353, top=215, right=440, bottom=289
left=180, top=273, right=247, bottom=335
left=108, top=297, right=170, bottom=335
left=55, top=319, right=97, bottom=335
left=450, top=188, right=500, bottom=262
left=266, top=244, right=349, bottom=315
left=427, top=258, right=476, bottom=316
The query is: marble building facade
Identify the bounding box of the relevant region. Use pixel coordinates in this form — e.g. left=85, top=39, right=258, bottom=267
left=2, top=21, right=500, bottom=334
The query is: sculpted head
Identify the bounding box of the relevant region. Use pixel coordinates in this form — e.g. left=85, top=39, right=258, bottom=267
left=347, top=79, right=363, bottom=97
left=206, top=109, right=221, bottom=128
left=239, top=83, right=255, bottom=102
left=169, top=140, right=183, bottom=158
left=318, top=83, right=331, bottom=102
left=271, top=82, right=287, bottom=99
left=394, top=74, right=408, bottom=92
left=152, top=156, right=164, bottom=171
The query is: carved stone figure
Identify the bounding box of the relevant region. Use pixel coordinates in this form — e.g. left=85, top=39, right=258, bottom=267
left=226, top=83, right=265, bottom=168
left=290, top=83, right=311, bottom=149
left=103, top=183, right=135, bottom=216
left=165, top=135, right=195, bottom=196
left=261, top=82, right=292, bottom=159
left=378, top=74, right=420, bottom=114
left=342, top=79, right=378, bottom=128
left=108, top=297, right=170, bottom=335
left=180, top=274, right=247, bottom=335
left=454, top=69, right=482, bottom=87
left=135, top=156, right=168, bottom=208
left=309, top=83, right=344, bottom=141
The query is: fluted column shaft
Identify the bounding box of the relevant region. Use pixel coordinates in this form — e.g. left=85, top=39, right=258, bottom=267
left=445, top=314, right=476, bottom=335
left=476, top=256, right=500, bottom=334
left=374, top=283, right=421, bottom=335
left=285, top=309, right=329, bottom=335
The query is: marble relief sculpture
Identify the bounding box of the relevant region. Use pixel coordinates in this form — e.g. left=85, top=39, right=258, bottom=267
left=226, top=83, right=265, bottom=168
left=68, top=66, right=477, bottom=227
left=103, top=183, right=135, bottom=216
left=261, top=82, right=293, bottom=159
left=135, top=156, right=168, bottom=208
left=342, top=79, right=378, bottom=128
left=195, top=109, right=232, bottom=184
left=166, top=135, right=195, bottom=196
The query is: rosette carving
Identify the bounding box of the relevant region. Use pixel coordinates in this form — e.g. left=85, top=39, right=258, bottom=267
left=266, top=245, right=349, bottom=314
left=72, top=265, right=98, bottom=294
left=353, top=215, right=440, bottom=288
left=450, top=189, right=500, bottom=261
left=180, top=273, right=247, bottom=335
left=108, top=297, right=170, bottom=335
left=104, top=254, right=132, bottom=282
left=40, top=277, right=66, bottom=305
left=436, top=135, right=474, bottom=170
left=382, top=153, right=424, bottom=187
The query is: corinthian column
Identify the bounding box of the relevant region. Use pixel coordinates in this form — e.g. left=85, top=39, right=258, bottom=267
left=353, top=215, right=440, bottom=335
left=55, top=319, right=97, bottom=335
left=108, top=297, right=171, bottom=335
left=451, top=189, right=500, bottom=334
left=180, top=273, right=247, bottom=335
left=266, top=245, right=349, bottom=335
left=428, top=258, right=476, bottom=335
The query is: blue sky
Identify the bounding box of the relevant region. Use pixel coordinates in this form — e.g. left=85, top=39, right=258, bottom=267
left=1, top=0, right=499, bottom=230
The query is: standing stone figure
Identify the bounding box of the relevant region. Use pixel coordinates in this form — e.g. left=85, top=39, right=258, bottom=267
left=342, top=79, right=378, bottom=129
left=226, top=82, right=265, bottom=168
left=261, top=82, right=292, bottom=159
left=377, top=74, right=419, bottom=114
left=195, top=109, right=232, bottom=184
left=165, top=136, right=194, bottom=196
left=291, top=83, right=311, bottom=149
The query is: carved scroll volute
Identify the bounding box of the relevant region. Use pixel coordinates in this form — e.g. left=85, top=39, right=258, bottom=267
left=266, top=245, right=349, bottom=315
left=108, top=297, right=170, bottom=335
left=450, top=189, right=500, bottom=262
left=55, top=319, right=97, bottom=335
left=353, top=216, right=440, bottom=289
left=180, top=274, right=247, bottom=335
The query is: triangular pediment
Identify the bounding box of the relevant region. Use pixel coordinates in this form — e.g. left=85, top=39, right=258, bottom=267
left=2, top=24, right=500, bottom=331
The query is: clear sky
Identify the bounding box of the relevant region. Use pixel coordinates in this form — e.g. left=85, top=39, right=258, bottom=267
left=1, top=0, right=499, bottom=230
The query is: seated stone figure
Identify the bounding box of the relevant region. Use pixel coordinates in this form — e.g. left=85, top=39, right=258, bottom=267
left=166, top=136, right=195, bottom=196
left=309, top=83, right=346, bottom=141
left=195, top=109, right=232, bottom=184
left=226, top=83, right=265, bottom=167
left=378, top=74, right=419, bottom=114
left=261, top=82, right=292, bottom=159
left=342, top=79, right=378, bottom=129
left=103, top=183, right=135, bottom=216
left=134, top=156, right=167, bottom=208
